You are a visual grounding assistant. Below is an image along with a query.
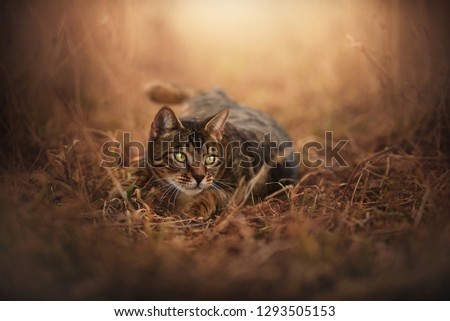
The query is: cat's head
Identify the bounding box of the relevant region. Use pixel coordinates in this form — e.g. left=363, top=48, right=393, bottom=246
left=148, top=106, right=229, bottom=195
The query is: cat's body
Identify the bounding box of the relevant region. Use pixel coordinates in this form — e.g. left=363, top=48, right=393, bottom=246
left=122, top=85, right=298, bottom=217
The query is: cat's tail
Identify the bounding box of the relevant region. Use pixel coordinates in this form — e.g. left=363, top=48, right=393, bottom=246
left=144, top=82, right=203, bottom=104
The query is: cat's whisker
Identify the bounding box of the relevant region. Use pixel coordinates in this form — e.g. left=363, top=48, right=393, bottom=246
left=158, top=188, right=171, bottom=202
left=214, top=179, right=237, bottom=190
left=171, top=189, right=180, bottom=209
left=160, top=185, right=176, bottom=203
left=211, top=183, right=230, bottom=204
left=148, top=182, right=171, bottom=195
left=210, top=187, right=227, bottom=204
left=214, top=179, right=237, bottom=187
left=166, top=185, right=179, bottom=208
left=212, top=183, right=235, bottom=202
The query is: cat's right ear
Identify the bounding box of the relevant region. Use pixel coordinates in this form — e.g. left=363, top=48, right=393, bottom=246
left=203, top=108, right=230, bottom=141
left=150, top=106, right=184, bottom=139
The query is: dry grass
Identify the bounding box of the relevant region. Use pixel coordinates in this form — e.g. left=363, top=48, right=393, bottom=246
left=0, top=0, right=449, bottom=300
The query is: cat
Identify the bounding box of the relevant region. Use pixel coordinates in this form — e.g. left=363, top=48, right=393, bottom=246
left=119, top=83, right=298, bottom=218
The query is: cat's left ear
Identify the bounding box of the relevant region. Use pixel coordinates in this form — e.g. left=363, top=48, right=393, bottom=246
left=203, top=108, right=230, bottom=141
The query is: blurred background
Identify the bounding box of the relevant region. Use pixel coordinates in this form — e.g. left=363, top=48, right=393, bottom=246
left=0, top=0, right=449, bottom=300
left=1, top=0, right=449, bottom=155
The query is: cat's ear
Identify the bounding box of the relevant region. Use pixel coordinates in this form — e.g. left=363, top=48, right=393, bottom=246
left=150, top=106, right=184, bottom=139
left=203, top=108, right=230, bottom=141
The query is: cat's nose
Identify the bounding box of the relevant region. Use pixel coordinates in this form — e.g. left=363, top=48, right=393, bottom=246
left=192, top=174, right=205, bottom=185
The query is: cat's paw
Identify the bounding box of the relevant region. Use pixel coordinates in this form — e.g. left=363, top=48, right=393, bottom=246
left=182, top=200, right=216, bottom=218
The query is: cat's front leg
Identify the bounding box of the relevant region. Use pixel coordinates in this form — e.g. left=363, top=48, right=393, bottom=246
left=182, top=190, right=228, bottom=218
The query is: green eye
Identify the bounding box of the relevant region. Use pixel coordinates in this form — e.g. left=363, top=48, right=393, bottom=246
left=205, top=155, right=216, bottom=165
left=174, top=152, right=187, bottom=162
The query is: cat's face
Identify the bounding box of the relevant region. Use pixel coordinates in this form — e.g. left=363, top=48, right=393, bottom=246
left=148, top=106, right=229, bottom=195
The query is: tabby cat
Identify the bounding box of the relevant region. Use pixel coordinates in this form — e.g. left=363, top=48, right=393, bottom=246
left=121, top=84, right=298, bottom=217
